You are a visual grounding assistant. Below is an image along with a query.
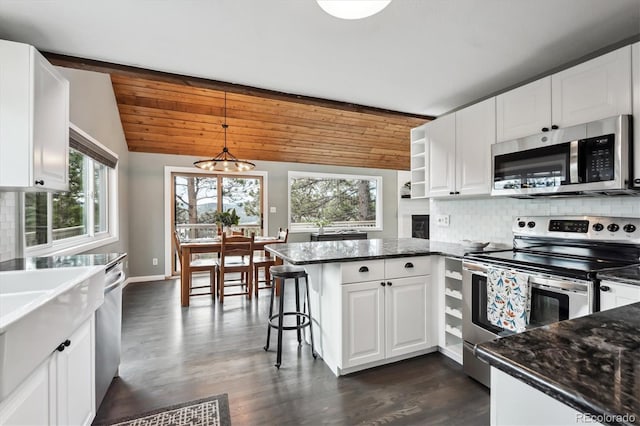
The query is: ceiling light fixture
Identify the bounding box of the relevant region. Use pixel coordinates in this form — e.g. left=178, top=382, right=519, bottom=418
left=193, top=92, right=255, bottom=173
left=316, top=0, right=392, bottom=20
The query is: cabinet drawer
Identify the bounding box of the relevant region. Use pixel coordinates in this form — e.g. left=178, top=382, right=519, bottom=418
left=341, top=260, right=385, bottom=284
left=385, top=257, right=431, bottom=278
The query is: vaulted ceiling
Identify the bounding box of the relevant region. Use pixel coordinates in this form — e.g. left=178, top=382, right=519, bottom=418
left=48, top=54, right=428, bottom=170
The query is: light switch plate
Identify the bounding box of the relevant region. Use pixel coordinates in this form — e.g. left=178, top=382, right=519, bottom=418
left=269, top=206, right=277, bottom=213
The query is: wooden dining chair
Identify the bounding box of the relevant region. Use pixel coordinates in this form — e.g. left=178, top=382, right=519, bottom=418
left=253, top=228, right=288, bottom=297
left=216, top=233, right=255, bottom=303
left=173, top=230, right=216, bottom=298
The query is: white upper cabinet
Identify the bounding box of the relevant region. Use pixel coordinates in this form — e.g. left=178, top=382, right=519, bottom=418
left=425, top=98, right=495, bottom=198
left=496, top=77, right=551, bottom=142
left=426, top=113, right=456, bottom=197
left=496, top=45, right=632, bottom=142
left=632, top=42, right=640, bottom=188
left=0, top=39, right=69, bottom=191
left=552, top=46, right=632, bottom=128
left=455, top=97, right=495, bottom=195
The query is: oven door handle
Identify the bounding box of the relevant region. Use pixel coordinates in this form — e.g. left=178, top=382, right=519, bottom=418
left=529, top=278, right=589, bottom=294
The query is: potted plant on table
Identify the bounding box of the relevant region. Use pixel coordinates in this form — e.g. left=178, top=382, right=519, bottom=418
left=314, top=218, right=331, bottom=235
left=213, top=208, right=240, bottom=236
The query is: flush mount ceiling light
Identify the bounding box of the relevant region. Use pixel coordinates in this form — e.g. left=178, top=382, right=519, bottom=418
left=193, top=92, right=255, bottom=173
left=316, top=0, right=392, bottom=20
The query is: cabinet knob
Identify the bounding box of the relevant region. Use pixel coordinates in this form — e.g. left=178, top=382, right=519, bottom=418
left=380, top=282, right=386, bottom=287
left=387, top=281, right=393, bottom=286
left=34, top=179, right=45, bottom=186
left=449, top=192, right=454, bottom=195
left=455, top=191, right=460, bottom=195
left=600, top=285, right=611, bottom=292
left=404, top=262, right=414, bottom=269
left=57, top=343, right=66, bottom=352
left=551, top=125, right=559, bottom=130
left=541, top=127, right=549, bottom=132
left=64, top=339, right=71, bottom=347
left=358, top=266, right=369, bottom=273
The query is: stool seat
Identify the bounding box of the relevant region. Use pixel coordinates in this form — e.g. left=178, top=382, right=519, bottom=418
left=269, top=264, right=307, bottom=278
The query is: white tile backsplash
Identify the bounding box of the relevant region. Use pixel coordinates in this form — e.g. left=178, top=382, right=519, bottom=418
left=429, top=196, right=640, bottom=245
left=0, top=192, right=17, bottom=261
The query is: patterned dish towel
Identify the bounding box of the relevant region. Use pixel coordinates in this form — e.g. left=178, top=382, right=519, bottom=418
left=486, top=267, right=531, bottom=332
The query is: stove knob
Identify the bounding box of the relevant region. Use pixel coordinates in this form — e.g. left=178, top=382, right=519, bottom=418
left=527, top=221, right=536, bottom=228
left=623, top=224, right=636, bottom=233
left=607, top=223, right=619, bottom=232
left=518, top=221, right=526, bottom=228
left=592, top=223, right=604, bottom=232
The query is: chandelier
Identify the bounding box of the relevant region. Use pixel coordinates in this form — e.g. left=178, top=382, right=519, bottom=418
left=193, top=92, right=255, bottom=172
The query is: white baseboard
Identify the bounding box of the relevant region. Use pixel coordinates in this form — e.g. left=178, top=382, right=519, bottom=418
left=125, top=275, right=166, bottom=286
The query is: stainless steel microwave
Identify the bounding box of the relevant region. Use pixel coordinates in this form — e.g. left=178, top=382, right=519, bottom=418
left=491, top=115, right=634, bottom=197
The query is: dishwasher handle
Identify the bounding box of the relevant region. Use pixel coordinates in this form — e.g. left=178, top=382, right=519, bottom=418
left=104, top=271, right=125, bottom=294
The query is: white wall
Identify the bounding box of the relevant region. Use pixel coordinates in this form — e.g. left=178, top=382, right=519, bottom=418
left=429, top=196, right=640, bottom=244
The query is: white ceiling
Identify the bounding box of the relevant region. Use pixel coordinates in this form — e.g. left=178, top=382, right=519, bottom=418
left=0, top=0, right=639, bottom=116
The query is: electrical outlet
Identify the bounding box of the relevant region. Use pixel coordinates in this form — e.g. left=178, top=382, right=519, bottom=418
left=270, top=206, right=277, bottom=213
left=435, top=214, right=450, bottom=227
left=152, top=258, right=158, bottom=266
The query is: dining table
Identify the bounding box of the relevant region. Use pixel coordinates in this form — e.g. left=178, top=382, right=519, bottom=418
left=177, top=235, right=285, bottom=307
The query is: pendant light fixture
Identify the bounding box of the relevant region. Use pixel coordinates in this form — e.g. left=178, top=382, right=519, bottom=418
left=316, top=0, right=392, bottom=20
left=193, top=92, right=255, bottom=172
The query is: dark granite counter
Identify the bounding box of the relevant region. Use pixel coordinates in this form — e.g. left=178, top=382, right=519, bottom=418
left=598, top=264, right=640, bottom=287
left=264, top=238, right=488, bottom=265
left=476, top=303, right=640, bottom=426
left=0, top=253, right=127, bottom=272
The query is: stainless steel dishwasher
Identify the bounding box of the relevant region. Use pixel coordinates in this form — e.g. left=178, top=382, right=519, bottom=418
left=95, top=256, right=126, bottom=408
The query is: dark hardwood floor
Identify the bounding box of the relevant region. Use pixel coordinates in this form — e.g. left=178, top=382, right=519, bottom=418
left=94, top=277, right=489, bottom=425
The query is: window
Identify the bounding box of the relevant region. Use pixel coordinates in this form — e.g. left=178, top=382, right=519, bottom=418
left=288, top=171, right=382, bottom=232
left=173, top=173, right=264, bottom=239
left=24, top=148, right=117, bottom=254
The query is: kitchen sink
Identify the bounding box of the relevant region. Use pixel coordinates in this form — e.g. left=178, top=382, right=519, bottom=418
left=0, top=266, right=105, bottom=400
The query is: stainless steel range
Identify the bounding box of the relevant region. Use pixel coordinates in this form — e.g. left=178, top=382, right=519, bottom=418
left=462, top=215, right=640, bottom=387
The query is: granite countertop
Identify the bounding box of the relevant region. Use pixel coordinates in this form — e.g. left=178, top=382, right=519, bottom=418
left=598, top=264, right=640, bottom=286
left=476, top=303, right=640, bottom=426
left=0, top=253, right=127, bottom=272
left=264, top=238, right=493, bottom=265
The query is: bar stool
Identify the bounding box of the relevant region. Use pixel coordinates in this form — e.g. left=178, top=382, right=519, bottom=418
left=264, top=265, right=317, bottom=368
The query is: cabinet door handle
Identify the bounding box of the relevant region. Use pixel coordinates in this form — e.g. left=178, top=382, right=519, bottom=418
left=380, top=282, right=386, bottom=287
left=541, top=127, right=549, bottom=132
left=454, top=191, right=460, bottom=195
left=34, top=179, right=45, bottom=186
left=404, top=262, right=414, bottom=269
left=64, top=339, right=71, bottom=347
left=449, top=192, right=454, bottom=195
left=600, top=285, right=611, bottom=292
left=387, top=281, right=393, bottom=286
left=551, top=125, right=559, bottom=130
left=57, top=343, right=66, bottom=352
left=358, top=266, right=369, bottom=273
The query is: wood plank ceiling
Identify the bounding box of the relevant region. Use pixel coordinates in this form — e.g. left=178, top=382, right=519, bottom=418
left=47, top=54, right=430, bottom=170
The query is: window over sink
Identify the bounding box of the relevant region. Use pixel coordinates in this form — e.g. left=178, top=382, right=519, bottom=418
left=288, top=171, right=383, bottom=233
left=24, top=146, right=118, bottom=255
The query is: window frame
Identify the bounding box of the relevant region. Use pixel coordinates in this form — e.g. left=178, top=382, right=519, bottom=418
left=287, top=170, right=383, bottom=233
left=163, top=166, right=269, bottom=278
left=24, top=152, right=119, bottom=257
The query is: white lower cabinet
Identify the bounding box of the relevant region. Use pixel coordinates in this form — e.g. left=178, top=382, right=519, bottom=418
left=0, top=316, right=96, bottom=426
left=491, top=368, right=593, bottom=426
left=312, top=257, right=434, bottom=375
left=599, top=281, right=640, bottom=311
left=342, top=281, right=385, bottom=368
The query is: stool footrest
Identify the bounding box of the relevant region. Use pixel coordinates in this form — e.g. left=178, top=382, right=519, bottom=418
left=268, top=312, right=311, bottom=330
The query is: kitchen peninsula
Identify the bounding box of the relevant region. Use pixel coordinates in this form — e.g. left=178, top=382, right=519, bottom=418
left=265, top=238, right=465, bottom=376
